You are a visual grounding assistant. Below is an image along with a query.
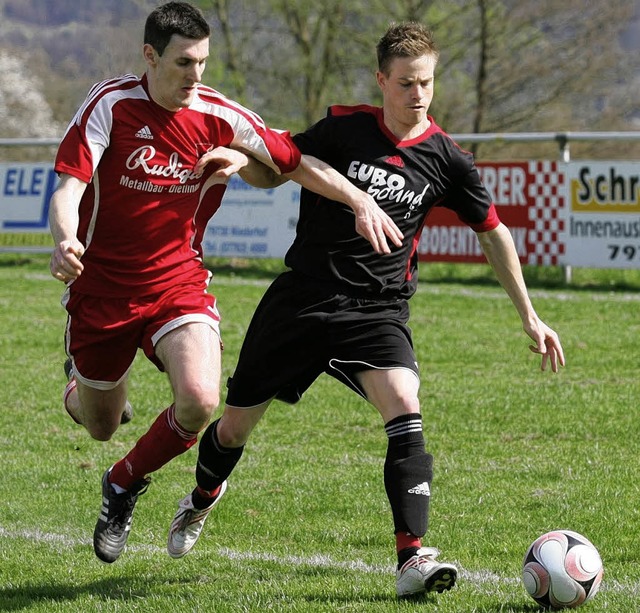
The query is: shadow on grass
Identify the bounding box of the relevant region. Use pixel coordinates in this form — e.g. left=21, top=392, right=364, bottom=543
left=0, top=254, right=49, bottom=268
left=0, top=577, right=149, bottom=611
left=207, top=259, right=640, bottom=293
left=206, top=260, right=640, bottom=293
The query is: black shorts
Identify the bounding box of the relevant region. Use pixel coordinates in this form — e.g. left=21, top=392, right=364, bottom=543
left=225, top=271, right=418, bottom=407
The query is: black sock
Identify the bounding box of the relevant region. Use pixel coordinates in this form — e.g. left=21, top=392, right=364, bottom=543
left=384, top=414, right=432, bottom=537
left=194, top=419, right=244, bottom=506
left=398, top=546, right=421, bottom=567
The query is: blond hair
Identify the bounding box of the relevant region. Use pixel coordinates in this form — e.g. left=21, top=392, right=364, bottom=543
left=376, top=22, right=439, bottom=75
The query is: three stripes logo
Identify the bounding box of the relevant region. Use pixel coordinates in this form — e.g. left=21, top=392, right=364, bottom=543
left=135, top=125, right=154, bottom=140
left=408, top=482, right=430, bottom=496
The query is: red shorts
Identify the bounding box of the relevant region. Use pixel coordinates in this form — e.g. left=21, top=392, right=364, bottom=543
left=63, top=281, right=220, bottom=390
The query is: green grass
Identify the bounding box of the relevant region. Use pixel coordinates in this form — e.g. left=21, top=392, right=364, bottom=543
left=1, top=253, right=639, bottom=612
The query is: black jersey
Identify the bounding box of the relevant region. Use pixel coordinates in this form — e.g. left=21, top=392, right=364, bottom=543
left=287, top=104, right=499, bottom=299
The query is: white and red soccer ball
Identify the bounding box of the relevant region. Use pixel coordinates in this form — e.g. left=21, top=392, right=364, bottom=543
left=522, top=530, right=603, bottom=609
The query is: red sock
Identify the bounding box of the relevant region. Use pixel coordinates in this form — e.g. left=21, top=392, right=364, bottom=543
left=196, top=485, right=222, bottom=499
left=396, top=531, right=422, bottom=554
left=110, top=405, right=198, bottom=490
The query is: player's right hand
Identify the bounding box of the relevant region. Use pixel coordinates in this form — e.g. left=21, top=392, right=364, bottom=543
left=50, top=239, right=85, bottom=283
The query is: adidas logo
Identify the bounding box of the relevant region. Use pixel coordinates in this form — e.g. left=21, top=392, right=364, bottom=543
left=135, top=125, right=153, bottom=140
left=408, top=481, right=430, bottom=496
left=385, top=155, right=404, bottom=168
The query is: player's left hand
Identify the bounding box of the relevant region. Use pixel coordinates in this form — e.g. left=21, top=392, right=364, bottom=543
left=195, top=147, right=249, bottom=177
left=352, top=193, right=404, bottom=254
left=525, top=318, right=565, bottom=373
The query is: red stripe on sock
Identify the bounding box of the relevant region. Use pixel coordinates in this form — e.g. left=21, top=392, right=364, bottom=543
left=396, top=531, right=421, bottom=553
left=196, top=485, right=221, bottom=500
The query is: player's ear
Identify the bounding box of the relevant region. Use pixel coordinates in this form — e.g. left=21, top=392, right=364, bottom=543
left=143, top=43, right=158, bottom=67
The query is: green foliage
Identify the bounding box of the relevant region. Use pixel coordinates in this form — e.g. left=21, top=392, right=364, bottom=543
left=3, top=0, right=637, bottom=157
left=1, top=254, right=639, bottom=611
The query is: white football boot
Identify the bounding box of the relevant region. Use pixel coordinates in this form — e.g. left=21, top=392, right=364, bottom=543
left=167, top=481, right=228, bottom=558
left=396, top=547, right=457, bottom=597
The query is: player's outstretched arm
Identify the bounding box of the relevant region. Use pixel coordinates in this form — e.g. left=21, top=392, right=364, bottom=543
left=194, top=146, right=287, bottom=188
left=285, top=155, right=404, bottom=255
left=195, top=148, right=404, bottom=254
left=48, top=174, right=87, bottom=283
left=477, top=223, right=565, bottom=372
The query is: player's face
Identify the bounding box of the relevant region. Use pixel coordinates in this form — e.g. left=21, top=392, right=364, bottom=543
left=144, top=35, right=209, bottom=111
left=376, top=54, right=436, bottom=139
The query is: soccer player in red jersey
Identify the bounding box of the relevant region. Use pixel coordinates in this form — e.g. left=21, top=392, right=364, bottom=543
left=169, top=22, right=565, bottom=598
left=48, top=1, right=402, bottom=564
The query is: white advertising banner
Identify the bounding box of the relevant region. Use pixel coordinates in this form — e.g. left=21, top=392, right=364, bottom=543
left=201, top=175, right=300, bottom=258
left=563, top=161, right=640, bottom=269
left=1, top=160, right=639, bottom=270
left=0, top=163, right=58, bottom=231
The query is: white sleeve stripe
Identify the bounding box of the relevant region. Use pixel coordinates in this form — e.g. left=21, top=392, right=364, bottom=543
left=196, top=86, right=267, bottom=129
left=74, top=75, right=141, bottom=126
left=191, top=97, right=280, bottom=171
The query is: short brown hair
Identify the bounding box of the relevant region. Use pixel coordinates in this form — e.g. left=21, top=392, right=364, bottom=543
left=376, top=22, right=439, bottom=75
left=145, top=1, right=210, bottom=56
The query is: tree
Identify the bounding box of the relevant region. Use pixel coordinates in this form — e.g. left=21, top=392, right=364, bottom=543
left=0, top=50, right=63, bottom=161
left=1, top=0, right=638, bottom=160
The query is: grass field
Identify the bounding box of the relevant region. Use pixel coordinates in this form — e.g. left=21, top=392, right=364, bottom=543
left=1, top=253, right=639, bottom=612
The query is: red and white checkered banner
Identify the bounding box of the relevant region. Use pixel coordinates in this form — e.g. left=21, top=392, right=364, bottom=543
left=418, top=161, right=640, bottom=269
left=418, top=161, right=567, bottom=266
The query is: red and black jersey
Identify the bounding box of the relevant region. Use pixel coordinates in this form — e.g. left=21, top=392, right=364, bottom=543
left=287, top=104, right=499, bottom=299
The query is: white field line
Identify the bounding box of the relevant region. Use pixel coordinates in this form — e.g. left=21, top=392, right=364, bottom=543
left=1, top=525, right=637, bottom=596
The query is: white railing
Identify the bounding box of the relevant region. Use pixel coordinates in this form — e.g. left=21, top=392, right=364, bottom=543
left=449, top=131, right=640, bottom=162
left=3, top=131, right=640, bottom=162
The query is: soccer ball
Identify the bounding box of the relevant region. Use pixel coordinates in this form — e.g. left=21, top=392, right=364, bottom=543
left=522, top=530, right=603, bottom=609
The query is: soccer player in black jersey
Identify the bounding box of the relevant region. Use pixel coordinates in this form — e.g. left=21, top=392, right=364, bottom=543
left=168, top=22, right=565, bottom=598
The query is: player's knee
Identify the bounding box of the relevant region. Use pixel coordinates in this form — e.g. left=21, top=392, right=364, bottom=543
left=84, top=419, right=118, bottom=441
left=404, top=395, right=420, bottom=413
left=215, top=422, right=249, bottom=448
left=78, top=400, right=121, bottom=441
left=174, top=383, right=220, bottom=429
left=390, top=391, right=420, bottom=415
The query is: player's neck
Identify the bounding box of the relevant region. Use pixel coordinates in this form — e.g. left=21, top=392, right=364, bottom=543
left=383, top=115, right=431, bottom=142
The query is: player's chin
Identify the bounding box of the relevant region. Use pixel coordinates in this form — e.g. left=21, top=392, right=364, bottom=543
left=406, top=108, right=426, bottom=122
left=177, top=90, right=196, bottom=107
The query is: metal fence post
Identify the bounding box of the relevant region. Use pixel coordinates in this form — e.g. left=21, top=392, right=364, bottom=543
left=555, top=134, right=572, bottom=284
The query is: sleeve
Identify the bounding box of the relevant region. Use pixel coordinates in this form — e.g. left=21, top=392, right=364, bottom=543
left=54, top=88, right=111, bottom=183
left=226, top=103, right=301, bottom=174
left=291, top=115, right=334, bottom=161
left=438, top=145, right=500, bottom=232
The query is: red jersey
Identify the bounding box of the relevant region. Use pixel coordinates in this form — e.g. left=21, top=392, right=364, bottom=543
left=55, top=74, right=301, bottom=297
